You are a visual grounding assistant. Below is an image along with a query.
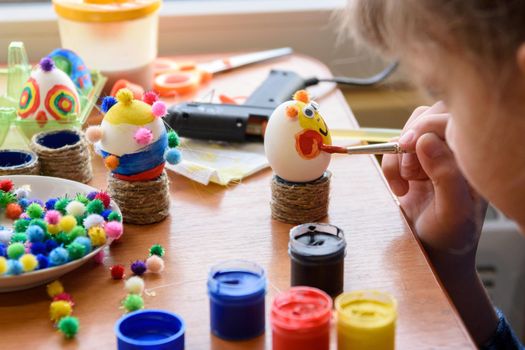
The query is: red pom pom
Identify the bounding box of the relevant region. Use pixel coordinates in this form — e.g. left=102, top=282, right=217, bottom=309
left=0, top=179, right=14, bottom=192
left=110, top=264, right=125, bottom=280
left=6, top=203, right=22, bottom=220
left=53, top=292, right=75, bottom=306
left=143, top=91, right=158, bottom=105
left=94, top=192, right=111, bottom=209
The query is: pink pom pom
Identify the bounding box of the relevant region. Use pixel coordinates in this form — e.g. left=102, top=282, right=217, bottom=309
left=45, top=210, right=61, bottom=225
left=86, top=126, right=103, bottom=143
left=20, top=213, right=29, bottom=220
left=94, top=250, right=105, bottom=264
left=143, top=91, right=158, bottom=105
left=105, top=221, right=123, bottom=240
left=134, top=128, right=153, bottom=145
left=151, top=101, right=167, bottom=118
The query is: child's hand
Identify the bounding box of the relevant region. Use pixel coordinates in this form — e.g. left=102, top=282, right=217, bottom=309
left=383, top=102, right=487, bottom=258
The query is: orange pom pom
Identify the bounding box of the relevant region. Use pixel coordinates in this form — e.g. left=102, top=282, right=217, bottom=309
left=104, top=155, right=119, bottom=171
left=293, top=90, right=310, bottom=103
left=286, top=105, right=298, bottom=119
left=6, top=203, right=22, bottom=220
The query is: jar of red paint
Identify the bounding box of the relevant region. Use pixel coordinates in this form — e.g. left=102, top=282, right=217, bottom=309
left=271, top=286, right=333, bottom=350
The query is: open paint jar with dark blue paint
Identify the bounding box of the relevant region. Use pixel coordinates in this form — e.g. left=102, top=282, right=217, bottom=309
left=0, top=149, right=39, bottom=175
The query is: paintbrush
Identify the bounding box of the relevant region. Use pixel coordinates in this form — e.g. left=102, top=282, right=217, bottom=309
left=320, top=142, right=405, bottom=155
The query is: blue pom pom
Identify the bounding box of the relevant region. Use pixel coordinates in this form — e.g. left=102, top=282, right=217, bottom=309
left=40, top=57, right=55, bottom=72
left=73, top=236, right=92, bottom=254
left=0, top=243, right=6, bottom=257
left=27, top=225, right=45, bottom=243
left=30, top=242, right=47, bottom=255
left=101, top=96, right=117, bottom=113
left=86, top=191, right=97, bottom=201
left=18, top=198, right=29, bottom=210
left=45, top=239, right=59, bottom=253
left=45, top=198, right=58, bottom=210
left=7, top=259, right=23, bottom=275
left=101, top=209, right=112, bottom=221
left=49, top=247, right=69, bottom=266
left=36, top=254, right=49, bottom=269
left=164, top=148, right=182, bottom=165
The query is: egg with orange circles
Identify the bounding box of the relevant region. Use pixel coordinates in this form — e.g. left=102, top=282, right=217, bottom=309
left=17, top=57, right=80, bottom=127
left=264, top=90, right=332, bottom=183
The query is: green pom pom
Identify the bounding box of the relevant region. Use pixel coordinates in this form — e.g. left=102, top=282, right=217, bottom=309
left=86, top=199, right=104, bottom=214
left=149, top=244, right=165, bottom=257
left=68, top=226, right=86, bottom=241
left=55, top=232, right=70, bottom=245
left=10, top=232, right=27, bottom=243
left=122, top=294, right=144, bottom=312
left=57, top=316, right=79, bottom=339
left=29, top=219, right=48, bottom=235
left=67, top=242, right=86, bottom=260
left=167, top=131, right=180, bottom=148
left=55, top=198, right=71, bottom=215
left=75, top=194, right=90, bottom=205
left=75, top=214, right=87, bottom=226
left=14, top=219, right=30, bottom=233
left=0, top=191, right=17, bottom=208
left=7, top=242, right=25, bottom=259
left=108, top=212, right=122, bottom=222
left=26, top=203, right=44, bottom=219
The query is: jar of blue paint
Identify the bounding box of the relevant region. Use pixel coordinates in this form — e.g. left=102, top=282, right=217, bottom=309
left=207, top=260, right=267, bottom=340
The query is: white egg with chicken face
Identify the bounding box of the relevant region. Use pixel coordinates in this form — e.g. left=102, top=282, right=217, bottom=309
left=264, top=95, right=332, bottom=183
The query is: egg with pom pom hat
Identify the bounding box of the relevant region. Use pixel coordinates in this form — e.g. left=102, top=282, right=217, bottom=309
left=17, top=57, right=80, bottom=128
left=87, top=88, right=182, bottom=181
left=264, top=90, right=332, bottom=183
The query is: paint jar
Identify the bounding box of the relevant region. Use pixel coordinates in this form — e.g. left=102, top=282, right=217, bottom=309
left=0, top=149, right=39, bottom=175
left=335, top=290, right=397, bottom=350
left=115, top=309, right=185, bottom=350
left=289, top=223, right=346, bottom=297
left=271, top=286, right=332, bottom=350
left=207, top=260, right=266, bottom=340
left=52, top=0, right=161, bottom=90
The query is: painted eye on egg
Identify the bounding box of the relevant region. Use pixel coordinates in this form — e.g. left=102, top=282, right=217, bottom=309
left=303, top=106, right=315, bottom=119
left=310, top=101, right=319, bottom=111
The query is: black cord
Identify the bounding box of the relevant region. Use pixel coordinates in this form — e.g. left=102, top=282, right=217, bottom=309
left=304, top=61, right=399, bottom=87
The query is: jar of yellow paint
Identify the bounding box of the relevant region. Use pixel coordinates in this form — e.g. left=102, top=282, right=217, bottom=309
left=335, top=290, right=397, bottom=350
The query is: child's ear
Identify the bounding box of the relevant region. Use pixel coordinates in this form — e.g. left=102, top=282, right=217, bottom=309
left=516, top=43, right=525, bottom=76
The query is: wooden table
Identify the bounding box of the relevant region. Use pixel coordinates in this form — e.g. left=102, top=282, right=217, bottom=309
left=0, top=54, right=475, bottom=349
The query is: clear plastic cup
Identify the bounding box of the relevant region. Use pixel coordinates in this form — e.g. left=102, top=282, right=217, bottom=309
left=52, top=0, right=161, bottom=90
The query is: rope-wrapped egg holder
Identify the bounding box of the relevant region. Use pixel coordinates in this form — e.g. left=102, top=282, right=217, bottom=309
left=107, top=171, right=170, bottom=225
left=0, top=149, right=40, bottom=175
left=30, top=129, right=93, bottom=184
left=270, top=172, right=331, bottom=224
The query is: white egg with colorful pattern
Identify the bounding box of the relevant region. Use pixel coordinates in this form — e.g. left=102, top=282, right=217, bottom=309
left=17, top=57, right=80, bottom=126
left=264, top=90, right=332, bottom=183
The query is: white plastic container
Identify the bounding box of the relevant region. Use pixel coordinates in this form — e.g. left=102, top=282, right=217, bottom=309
left=53, top=0, right=161, bottom=90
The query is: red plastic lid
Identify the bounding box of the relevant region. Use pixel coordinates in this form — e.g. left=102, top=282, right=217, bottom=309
left=271, top=286, right=332, bottom=331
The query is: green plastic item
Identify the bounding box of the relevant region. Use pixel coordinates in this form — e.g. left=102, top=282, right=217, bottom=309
left=0, top=41, right=107, bottom=148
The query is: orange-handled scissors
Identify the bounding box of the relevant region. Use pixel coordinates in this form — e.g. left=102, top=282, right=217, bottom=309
left=153, top=47, right=292, bottom=97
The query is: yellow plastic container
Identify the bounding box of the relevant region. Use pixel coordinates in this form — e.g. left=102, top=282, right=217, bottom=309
left=53, top=0, right=161, bottom=89
left=335, top=290, right=397, bottom=350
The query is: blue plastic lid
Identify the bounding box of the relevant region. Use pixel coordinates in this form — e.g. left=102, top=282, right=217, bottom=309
left=115, top=309, right=185, bottom=350
left=207, top=260, right=266, bottom=301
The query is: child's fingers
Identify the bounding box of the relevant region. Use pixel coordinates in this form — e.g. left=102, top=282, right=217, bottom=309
left=399, top=113, right=450, bottom=152
left=403, top=101, right=447, bottom=131
left=400, top=152, right=428, bottom=180
left=382, top=153, right=409, bottom=196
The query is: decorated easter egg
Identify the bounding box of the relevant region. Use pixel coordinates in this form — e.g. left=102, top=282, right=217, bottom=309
left=86, top=88, right=182, bottom=182
left=48, top=48, right=93, bottom=94
left=17, top=57, right=80, bottom=126
left=264, top=90, right=332, bottom=183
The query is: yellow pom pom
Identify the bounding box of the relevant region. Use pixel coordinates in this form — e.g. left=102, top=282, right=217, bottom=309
left=0, top=256, right=7, bottom=275
left=50, top=300, right=72, bottom=323
left=59, top=215, right=77, bottom=233
left=48, top=224, right=60, bottom=235
left=19, top=254, right=38, bottom=272
left=47, top=280, right=64, bottom=298
left=88, top=226, right=107, bottom=247
left=116, top=88, right=134, bottom=105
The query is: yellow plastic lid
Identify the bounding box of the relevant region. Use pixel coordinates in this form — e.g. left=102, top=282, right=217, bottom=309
left=53, top=0, right=161, bottom=23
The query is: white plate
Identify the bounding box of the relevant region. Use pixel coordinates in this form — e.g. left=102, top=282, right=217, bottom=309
left=0, top=175, right=122, bottom=293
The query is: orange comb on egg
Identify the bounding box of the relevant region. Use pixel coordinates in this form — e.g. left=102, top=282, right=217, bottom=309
left=293, top=90, right=310, bottom=103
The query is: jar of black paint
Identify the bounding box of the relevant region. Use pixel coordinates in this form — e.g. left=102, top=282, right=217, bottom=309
left=289, top=223, right=346, bottom=297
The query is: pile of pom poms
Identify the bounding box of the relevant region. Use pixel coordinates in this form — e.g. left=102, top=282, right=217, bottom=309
left=0, top=179, right=124, bottom=276
left=47, top=280, right=79, bottom=339
left=109, top=244, right=165, bottom=280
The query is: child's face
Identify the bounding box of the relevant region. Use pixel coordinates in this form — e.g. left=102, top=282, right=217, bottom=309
left=405, top=51, right=525, bottom=229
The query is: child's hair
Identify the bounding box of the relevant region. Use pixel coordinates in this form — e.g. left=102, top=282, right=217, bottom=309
left=344, top=1, right=525, bottom=73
